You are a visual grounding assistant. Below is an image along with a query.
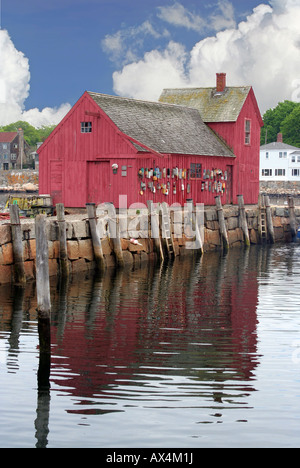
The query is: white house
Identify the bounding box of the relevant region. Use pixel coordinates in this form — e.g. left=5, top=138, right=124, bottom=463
left=260, top=133, right=300, bottom=181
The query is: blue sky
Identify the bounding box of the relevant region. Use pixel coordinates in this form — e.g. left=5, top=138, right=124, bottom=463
left=0, top=0, right=300, bottom=126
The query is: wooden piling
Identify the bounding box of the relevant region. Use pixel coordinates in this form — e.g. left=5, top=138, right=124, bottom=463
left=9, top=204, right=26, bottom=285
left=264, top=195, right=275, bottom=244
left=186, top=199, right=203, bottom=255
left=288, top=196, right=297, bottom=240
left=215, top=196, right=229, bottom=250
left=56, top=203, right=70, bottom=277
left=86, top=203, right=106, bottom=272
left=237, top=195, right=250, bottom=246
left=35, top=214, right=51, bottom=355
left=106, top=203, right=124, bottom=267
left=147, top=200, right=164, bottom=261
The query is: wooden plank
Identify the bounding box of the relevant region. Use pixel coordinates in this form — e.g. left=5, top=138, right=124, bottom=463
left=35, top=215, right=51, bottom=356
left=264, top=195, right=275, bottom=244
left=215, top=196, right=229, bottom=250
left=288, top=196, right=297, bottom=240
left=105, top=203, right=124, bottom=267
left=86, top=203, right=106, bottom=272
left=186, top=199, right=203, bottom=254
left=56, top=203, right=70, bottom=277
left=147, top=200, right=164, bottom=262
left=9, top=204, right=26, bottom=285
left=237, top=195, right=250, bottom=246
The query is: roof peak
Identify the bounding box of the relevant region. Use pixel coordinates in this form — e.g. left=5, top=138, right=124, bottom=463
left=87, top=90, right=202, bottom=112
left=0, top=131, right=18, bottom=143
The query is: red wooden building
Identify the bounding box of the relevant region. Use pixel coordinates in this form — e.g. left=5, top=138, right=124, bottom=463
left=160, top=73, right=264, bottom=205
left=38, top=73, right=263, bottom=208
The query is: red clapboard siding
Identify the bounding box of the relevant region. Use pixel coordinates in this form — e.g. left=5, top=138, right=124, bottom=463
left=207, top=90, right=261, bottom=205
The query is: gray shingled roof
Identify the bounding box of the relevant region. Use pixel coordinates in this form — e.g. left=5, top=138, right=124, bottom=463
left=88, top=92, right=234, bottom=158
left=159, top=86, right=252, bottom=123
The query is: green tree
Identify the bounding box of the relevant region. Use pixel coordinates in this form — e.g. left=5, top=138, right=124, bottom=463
left=37, top=125, right=57, bottom=142
left=281, top=106, right=300, bottom=147
left=260, top=100, right=298, bottom=145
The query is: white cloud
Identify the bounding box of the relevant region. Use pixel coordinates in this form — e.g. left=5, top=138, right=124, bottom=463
left=113, top=41, right=188, bottom=101
left=102, top=21, right=170, bottom=66
left=112, top=1, right=300, bottom=114
left=157, top=2, right=205, bottom=32
left=0, top=29, right=71, bottom=127
left=210, top=1, right=236, bottom=31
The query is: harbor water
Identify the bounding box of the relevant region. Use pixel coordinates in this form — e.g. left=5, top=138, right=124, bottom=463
left=0, top=244, right=300, bottom=448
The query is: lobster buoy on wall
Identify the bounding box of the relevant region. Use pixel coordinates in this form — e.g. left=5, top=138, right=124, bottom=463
left=130, top=238, right=143, bottom=246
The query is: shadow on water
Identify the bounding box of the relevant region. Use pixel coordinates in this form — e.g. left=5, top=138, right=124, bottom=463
left=1, top=244, right=293, bottom=447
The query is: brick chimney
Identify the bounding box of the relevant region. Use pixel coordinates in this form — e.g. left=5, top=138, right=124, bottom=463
left=277, top=133, right=283, bottom=143
left=18, top=128, right=24, bottom=169
left=216, top=73, right=226, bottom=92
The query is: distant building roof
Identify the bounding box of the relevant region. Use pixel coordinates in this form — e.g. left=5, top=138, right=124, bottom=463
left=260, top=141, right=300, bottom=151
left=88, top=91, right=235, bottom=158
left=0, top=132, right=18, bottom=143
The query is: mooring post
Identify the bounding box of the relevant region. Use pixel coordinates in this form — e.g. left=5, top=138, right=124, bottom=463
left=106, top=203, right=124, bottom=267
left=215, top=196, right=229, bottom=250
left=35, top=214, right=51, bottom=356
left=264, top=195, right=275, bottom=244
left=147, top=200, right=164, bottom=262
left=56, top=203, right=69, bottom=277
left=9, top=203, right=26, bottom=285
left=288, top=196, right=297, bottom=240
left=186, top=199, right=204, bottom=255
left=237, top=195, right=250, bottom=246
left=86, top=203, right=106, bottom=272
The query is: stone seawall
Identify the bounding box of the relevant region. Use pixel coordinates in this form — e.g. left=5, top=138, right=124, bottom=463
left=0, top=205, right=299, bottom=285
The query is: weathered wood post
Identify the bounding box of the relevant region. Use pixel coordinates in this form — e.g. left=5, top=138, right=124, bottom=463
left=264, top=195, right=275, bottom=244
left=288, top=196, right=297, bottom=240
left=86, top=203, right=106, bottom=272
left=237, top=195, right=250, bottom=246
left=106, top=203, right=124, bottom=267
left=147, top=200, right=164, bottom=262
left=257, top=194, right=265, bottom=243
left=56, top=203, right=69, bottom=277
left=186, top=199, right=204, bottom=255
left=215, top=196, right=229, bottom=250
left=35, top=215, right=51, bottom=357
left=9, top=203, right=26, bottom=285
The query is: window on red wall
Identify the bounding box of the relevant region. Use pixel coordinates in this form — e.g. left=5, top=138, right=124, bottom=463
left=190, top=163, right=202, bottom=179
left=245, top=119, right=251, bottom=145
left=81, top=121, right=92, bottom=133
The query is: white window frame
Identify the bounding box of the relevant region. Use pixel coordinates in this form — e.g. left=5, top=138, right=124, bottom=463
left=262, top=169, right=272, bottom=177
left=81, top=121, right=92, bottom=133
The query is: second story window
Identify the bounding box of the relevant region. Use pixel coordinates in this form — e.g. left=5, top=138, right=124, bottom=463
left=81, top=122, right=92, bottom=133
left=245, top=119, right=251, bottom=145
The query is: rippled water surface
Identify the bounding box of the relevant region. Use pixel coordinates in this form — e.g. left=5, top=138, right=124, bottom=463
left=1, top=245, right=300, bottom=448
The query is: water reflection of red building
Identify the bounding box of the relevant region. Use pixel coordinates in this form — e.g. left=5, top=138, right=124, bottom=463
left=49, top=247, right=262, bottom=408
